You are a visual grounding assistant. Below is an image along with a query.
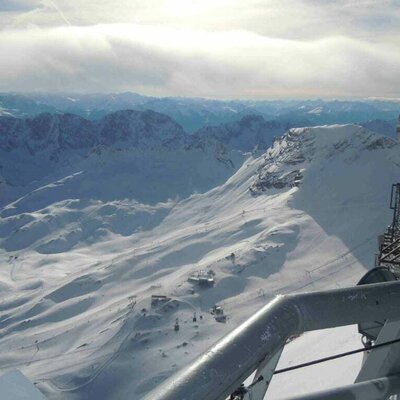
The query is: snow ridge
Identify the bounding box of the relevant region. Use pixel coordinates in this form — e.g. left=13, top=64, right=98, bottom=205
left=250, top=125, right=396, bottom=194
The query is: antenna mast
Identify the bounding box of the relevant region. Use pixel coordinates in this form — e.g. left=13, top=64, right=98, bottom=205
left=376, top=183, right=400, bottom=275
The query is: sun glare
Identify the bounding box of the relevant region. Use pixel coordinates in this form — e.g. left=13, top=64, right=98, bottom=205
left=163, top=0, right=213, bottom=17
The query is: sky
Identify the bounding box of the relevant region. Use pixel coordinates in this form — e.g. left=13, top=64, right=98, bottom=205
left=0, top=0, right=399, bottom=99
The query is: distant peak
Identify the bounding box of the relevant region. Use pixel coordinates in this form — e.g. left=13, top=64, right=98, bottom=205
left=238, top=114, right=265, bottom=124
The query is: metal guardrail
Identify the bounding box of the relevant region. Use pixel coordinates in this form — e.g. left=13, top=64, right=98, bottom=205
left=144, top=281, right=400, bottom=400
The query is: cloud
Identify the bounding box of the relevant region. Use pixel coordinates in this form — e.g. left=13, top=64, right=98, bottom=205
left=0, top=24, right=399, bottom=99
left=4, top=0, right=400, bottom=42
left=1, top=1, right=399, bottom=99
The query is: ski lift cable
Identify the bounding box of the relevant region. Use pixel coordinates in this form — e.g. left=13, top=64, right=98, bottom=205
left=274, top=336, right=400, bottom=375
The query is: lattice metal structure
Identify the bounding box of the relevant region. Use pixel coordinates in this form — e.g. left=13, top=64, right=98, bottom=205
left=390, top=184, right=400, bottom=239
left=396, top=114, right=400, bottom=142
left=376, top=183, right=400, bottom=275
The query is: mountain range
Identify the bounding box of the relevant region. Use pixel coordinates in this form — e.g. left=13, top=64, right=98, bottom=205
left=0, top=92, right=398, bottom=133
left=1, top=107, right=396, bottom=204
left=0, top=110, right=306, bottom=209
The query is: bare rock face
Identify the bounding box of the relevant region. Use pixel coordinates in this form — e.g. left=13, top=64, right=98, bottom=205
left=96, top=110, right=188, bottom=148
left=0, top=110, right=187, bottom=155
left=193, top=114, right=293, bottom=153
left=249, top=125, right=397, bottom=195
left=249, top=128, right=312, bottom=195
left=0, top=110, right=241, bottom=207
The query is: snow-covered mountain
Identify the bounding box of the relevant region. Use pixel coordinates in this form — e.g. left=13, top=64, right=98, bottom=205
left=0, top=120, right=399, bottom=399
left=0, top=110, right=187, bottom=155
left=0, top=110, right=244, bottom=207
left=0, top=110, right=311, bottom=209
left=193, top=114, right=293, bottom=153
left=359, top=118, right=397, bottom=139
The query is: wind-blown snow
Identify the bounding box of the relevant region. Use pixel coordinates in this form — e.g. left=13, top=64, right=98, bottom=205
left=0, top=123, right=398, bottom=399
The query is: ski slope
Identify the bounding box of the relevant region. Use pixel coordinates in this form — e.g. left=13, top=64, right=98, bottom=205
left=0, top=124, right=398, bottom=399
left=0, top=369, right=46, bottom=400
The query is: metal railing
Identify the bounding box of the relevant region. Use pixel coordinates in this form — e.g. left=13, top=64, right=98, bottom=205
left=144, top=281, right=400, bottom=400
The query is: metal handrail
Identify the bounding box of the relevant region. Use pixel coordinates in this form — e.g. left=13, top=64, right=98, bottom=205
left=143, top=281, right=400, bottom=400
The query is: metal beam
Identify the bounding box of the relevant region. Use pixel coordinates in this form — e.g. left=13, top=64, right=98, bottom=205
left=356, top=319, right=400, bottom=383
left=244, top=347, right=284, bottom=400
left=381, top=236, right=400, bottom=254
left=382, top=247, right=400, bottom=262
left=143, top=281, right=400, bottom=400
left=284, top=375, right=400, bottom=400
left=381, top=242, right=400, bottom=262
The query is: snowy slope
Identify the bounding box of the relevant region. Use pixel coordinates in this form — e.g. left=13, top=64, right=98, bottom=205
left=0, top=369, right=46, bottom=400
left=0, top=124, right=398, bottom=399
left=0, top=110, right=244, bottom=208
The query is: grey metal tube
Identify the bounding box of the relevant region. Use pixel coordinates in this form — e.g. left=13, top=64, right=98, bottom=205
left=285, top=375, right=400, bottom=400
left=143, top=281, right=400, bottom=400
